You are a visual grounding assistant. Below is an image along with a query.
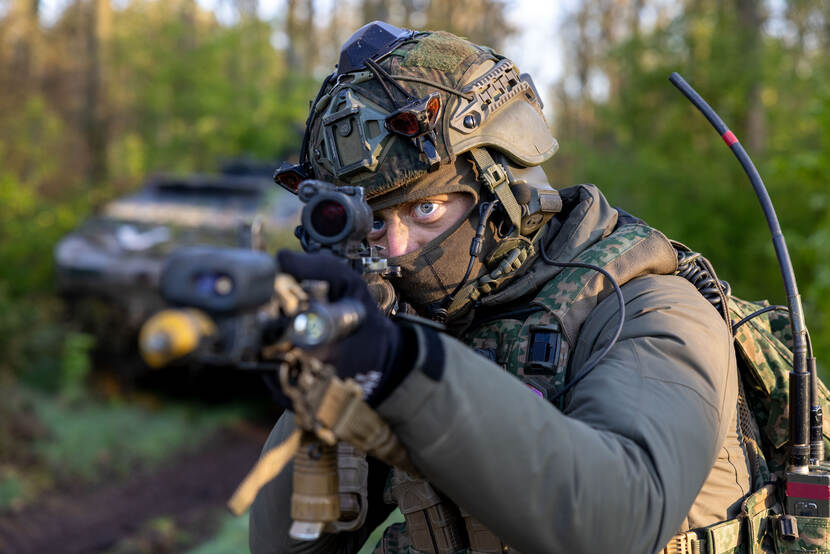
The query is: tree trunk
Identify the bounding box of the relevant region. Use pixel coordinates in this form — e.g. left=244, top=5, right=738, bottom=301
left=736, top=0, right=765, bottom=153
left=83, top=0, right=109, bottom=184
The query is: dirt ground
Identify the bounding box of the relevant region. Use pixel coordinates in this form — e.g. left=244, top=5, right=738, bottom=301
left=0, top=424, right=267, bottom=554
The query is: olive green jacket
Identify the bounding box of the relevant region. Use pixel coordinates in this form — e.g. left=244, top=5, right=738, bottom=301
left=249, top=185, right=750, bottom=554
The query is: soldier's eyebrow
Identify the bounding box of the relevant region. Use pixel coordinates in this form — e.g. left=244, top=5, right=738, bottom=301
left=373, top=194, right=456, bottom=221
left=412, top=194, right=450, bottom=203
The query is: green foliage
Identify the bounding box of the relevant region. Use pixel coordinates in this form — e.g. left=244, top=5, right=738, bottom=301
left=551, top=0, right=830, bottom=364
left=0, top=472, right=25, bottom=511
left=0, top=95, right=66, bottom=189
left=0, top=172, right=94, bottom=297
left=0, top=2, right=316, bottom=389
left=59, top=332, right=96, bottom=403
left=0, top=284, right=65, bottom=387
left=185, top=514, right=249, bottom=554
left=358, top=508, right=405, bottom=554
left=106, top=4, right=315, bottom=177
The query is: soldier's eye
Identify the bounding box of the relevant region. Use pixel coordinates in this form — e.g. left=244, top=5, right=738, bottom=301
left=371, top=218, right=386, bottom=233
left=414, top=201, right=437, bottom=217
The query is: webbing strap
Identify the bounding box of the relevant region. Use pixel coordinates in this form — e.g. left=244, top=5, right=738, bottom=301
left=468, top=147, right=523, bottom=230
left=663, top=515, right=756, bottom=554
left=663, top=519, right=744, bottom=554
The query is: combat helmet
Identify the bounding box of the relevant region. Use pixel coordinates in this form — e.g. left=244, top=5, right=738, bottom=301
left=276, top=21, right=562, bottom=321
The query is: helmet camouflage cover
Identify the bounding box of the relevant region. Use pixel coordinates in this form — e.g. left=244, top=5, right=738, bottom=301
left=290, top=21, right=558, bottom=200
left=279, top=22, right=561, bottom=321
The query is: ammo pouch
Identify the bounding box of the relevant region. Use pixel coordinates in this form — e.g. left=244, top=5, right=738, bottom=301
left=663, top=484, right=778, bottom=554
left=385, top=468, right=520, bottom=553
left=387, top=470, right=468, bottom=553
left=661, top=483, right=830, bottom=554
left=459, top=506, right=520, bottom=553
left=771, top=513, right=830, bottom=552
left=324, top=442, right=369, bottom=533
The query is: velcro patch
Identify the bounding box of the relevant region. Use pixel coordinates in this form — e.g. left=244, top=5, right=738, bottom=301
left=402, top=32, right=478, bottom=72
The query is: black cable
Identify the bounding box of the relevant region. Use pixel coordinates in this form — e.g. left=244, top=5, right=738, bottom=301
left=425, top=201, right=499, bottom=322
left=731, top=304, right=788, bottom=334
left=364, top=59, right=402, bottom=109
left=448, top=201, right=498, bottom=300
left=366, top=58, right=415, bottom=101
left=539, top=247, right=627, bottom=403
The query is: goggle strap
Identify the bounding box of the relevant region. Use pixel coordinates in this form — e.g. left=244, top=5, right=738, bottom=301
left=469, top=147, right=523, bottom=230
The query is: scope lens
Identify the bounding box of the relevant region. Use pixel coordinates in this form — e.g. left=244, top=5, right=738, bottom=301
left=310, top=200, right=348, bottom=237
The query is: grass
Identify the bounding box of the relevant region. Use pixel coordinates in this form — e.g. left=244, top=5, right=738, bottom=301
left=34, top=394, right=231, bottom=481
left=185, top=507, right=405, bottom=553
left=0, top=384, right=244, bottom=511
left=185, top=514, right=249, bottom=554
left=358, top=508, right=405, bottom=554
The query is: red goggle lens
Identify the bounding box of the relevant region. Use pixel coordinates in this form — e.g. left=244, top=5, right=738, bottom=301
left=426, top=95, right=440, bottom=126
left=275, top=170, right=303, bottom=193
left=385, top=93, right=441, bottom=138
left=387, top=112, right=420, bottom=136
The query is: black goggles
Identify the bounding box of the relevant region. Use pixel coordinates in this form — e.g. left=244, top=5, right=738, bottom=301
left=273, top=161, right=309, bottom=194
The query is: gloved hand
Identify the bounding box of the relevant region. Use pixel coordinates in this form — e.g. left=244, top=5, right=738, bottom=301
left=275, top=250, right=417, bottom=407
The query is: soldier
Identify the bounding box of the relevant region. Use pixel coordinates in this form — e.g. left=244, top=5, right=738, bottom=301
left=251, top=22, right=752, bottom=553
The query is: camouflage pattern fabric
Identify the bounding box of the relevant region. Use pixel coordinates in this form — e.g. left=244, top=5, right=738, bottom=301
left=377, top=225, right=830, bottom=554
left=303, top=27, right=555, bottom=199
left=701, top=518, right=744, bottom=554
left=373, top=224, right=672, bottom=553
left=464, top=223, right=666, bottom=405
left=772, top=514, right=830, bottom=552
left=729, top=297, right=830, bottom=474
left=741, top=484, right=779, bottom=554
left=307, top=33, right=495, bottom=198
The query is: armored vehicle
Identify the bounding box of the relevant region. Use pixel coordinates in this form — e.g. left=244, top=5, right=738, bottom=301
left=55, top=169, right=301, bottom=377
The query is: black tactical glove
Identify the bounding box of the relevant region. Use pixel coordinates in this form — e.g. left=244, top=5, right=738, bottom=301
left=276, top=250, right=418, bottom=407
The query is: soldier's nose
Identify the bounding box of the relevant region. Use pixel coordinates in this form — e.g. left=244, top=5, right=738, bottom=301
left=386, top=219, right=414, bottom=258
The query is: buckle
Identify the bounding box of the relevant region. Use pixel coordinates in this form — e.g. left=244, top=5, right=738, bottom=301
left=662, top=531, right=699, bottom=554
left=480, top=162, right=507, bottom=191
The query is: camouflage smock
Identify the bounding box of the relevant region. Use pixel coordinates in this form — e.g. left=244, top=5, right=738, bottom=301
left=249, top=184, right=750, bottom=554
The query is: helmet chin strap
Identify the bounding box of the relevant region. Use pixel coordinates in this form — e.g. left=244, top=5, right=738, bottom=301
left=423, top=148, right=527, bottom=323
left=429, top=150, right=561, bottom=322
left=468, top=147, right=524, bottom=232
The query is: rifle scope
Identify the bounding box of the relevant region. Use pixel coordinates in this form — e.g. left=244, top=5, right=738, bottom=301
left=297, top=180, right=372, bottom=251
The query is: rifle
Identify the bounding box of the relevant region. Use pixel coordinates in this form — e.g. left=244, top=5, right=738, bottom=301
left=138, top=180, right=416, bottom=540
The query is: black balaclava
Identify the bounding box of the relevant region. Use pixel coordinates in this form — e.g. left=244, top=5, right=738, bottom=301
left=369, top=155, right=499, bottom=314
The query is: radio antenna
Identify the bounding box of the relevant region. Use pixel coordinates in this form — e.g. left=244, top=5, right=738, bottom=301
left=669, top=72, right=813, bottom=472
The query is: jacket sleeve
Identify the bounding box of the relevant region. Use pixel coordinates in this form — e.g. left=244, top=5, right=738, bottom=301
left=249, top=411, right=395, bottom=554
left=376, top=274, right=737, bottom=554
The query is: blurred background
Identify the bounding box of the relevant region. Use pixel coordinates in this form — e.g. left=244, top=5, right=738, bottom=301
left=1, top=0, right=829, bottom=552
